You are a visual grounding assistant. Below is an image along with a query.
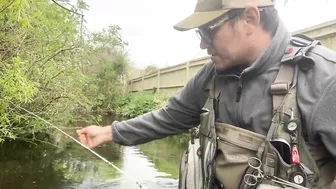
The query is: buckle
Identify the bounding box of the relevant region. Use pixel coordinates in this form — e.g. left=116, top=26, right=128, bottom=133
left=270, top=83, right=289, bottom=95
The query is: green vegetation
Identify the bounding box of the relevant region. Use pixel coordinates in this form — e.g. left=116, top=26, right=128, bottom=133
left=0, top=0, right=129, bottom=143
left=116, top=91, right=170, bottom=118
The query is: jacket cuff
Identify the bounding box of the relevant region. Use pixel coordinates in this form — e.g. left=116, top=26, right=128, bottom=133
left=111, top=121, right=123, bottom=145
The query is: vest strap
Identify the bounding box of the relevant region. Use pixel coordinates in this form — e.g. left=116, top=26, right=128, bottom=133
left=214, top=76, right=223, bottom=118
left=271, top=63, right=294, bottom=113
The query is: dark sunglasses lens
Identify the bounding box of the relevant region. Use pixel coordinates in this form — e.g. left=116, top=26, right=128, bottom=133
left=195, top=30, right=202, bottom=40
left=196, top=29, right=211, bottom=43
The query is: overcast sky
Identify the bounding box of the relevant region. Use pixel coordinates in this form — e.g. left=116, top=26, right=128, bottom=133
left=82, top=0, right=336, bottom=69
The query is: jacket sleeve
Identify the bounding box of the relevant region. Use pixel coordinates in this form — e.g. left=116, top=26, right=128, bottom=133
left=309, top=76, right=336, bottom=160
left=111, top=62, right=215, bottom=146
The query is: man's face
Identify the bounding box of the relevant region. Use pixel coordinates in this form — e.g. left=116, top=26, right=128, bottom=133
left=197, top=9, right=256, bottom=71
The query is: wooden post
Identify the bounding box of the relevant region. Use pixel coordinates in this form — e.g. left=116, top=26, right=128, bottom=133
left=157, top=69, right=161, bottom=93
left=127, top=79, right=131, bottom=93
left=142, top=74, right=145, bottom=91
left=186, top=61, right=190, bottom=83
left=130, top=79, right=133, bottom=92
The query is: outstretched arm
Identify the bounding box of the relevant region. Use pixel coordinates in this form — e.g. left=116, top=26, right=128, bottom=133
left=112, top=62, right=215, bottom=146
left=77, top=62, right=215, bottom=147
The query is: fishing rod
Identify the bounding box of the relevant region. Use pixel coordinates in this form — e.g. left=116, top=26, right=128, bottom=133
left=11, top=102, right=148, bottom=189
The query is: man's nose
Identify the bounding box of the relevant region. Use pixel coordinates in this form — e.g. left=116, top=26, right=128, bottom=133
left=200, top=39, right=210, bottom=50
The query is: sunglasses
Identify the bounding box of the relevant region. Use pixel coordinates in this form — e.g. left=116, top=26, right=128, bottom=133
left=195, top=8, right=265, bottom=44
left=195, top=13, right=232, bottom=44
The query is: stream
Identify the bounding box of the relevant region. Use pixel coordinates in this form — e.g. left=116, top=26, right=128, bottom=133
left=0, top=116, right=188, bottom=189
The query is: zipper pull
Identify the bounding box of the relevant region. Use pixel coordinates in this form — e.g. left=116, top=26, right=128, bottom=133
left=236, top=79, right=243, bottom=102
left=291, top=145, right=300, bottom=164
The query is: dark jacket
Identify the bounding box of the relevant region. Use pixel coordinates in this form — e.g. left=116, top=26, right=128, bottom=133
left=112, top=21, right=336, bottom=161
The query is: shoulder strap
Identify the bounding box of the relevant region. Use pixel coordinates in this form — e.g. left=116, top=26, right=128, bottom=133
left=257, top=35, right=319, bottom=156
left=270, top=63, right=294, bottom=114
left=271, top=34, right=321, bottom=115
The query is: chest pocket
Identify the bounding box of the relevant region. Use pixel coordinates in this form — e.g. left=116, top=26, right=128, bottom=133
left=215, top=122, right=265, bottom=189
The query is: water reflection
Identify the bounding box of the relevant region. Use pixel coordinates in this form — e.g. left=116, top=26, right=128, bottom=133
left=117, top=147, right=178, bottom=189
left=0, top=116, right=187, bottom=189
left=0, top=141, right=72, bottom=189
left=74, top=145, right=180, bottom=189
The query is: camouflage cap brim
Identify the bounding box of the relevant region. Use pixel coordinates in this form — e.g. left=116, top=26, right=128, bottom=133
left=173, top=9, right=230, bottom=31
left=173, top=0, right=275, bottom=31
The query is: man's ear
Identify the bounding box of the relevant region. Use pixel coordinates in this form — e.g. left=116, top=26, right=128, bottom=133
left=242, top=6, right=260, bottom=35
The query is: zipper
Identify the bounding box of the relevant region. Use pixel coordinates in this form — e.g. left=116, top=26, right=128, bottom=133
left=236, top=78, right=243, bottom=102
left=236, top=74, right=244, bottom=127
left=216, top=136, right=252, bottom=151
left=218, top=72, right=244, bottom=128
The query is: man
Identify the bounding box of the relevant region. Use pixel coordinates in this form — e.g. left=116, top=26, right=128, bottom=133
left=77, top=0, right=336, bottom=188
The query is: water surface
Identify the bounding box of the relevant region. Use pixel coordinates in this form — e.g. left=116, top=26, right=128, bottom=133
left=0, top=117, right=188, bottom=189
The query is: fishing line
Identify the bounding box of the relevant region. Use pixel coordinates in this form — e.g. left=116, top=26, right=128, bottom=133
left=11, top=102, right=148, bottom=189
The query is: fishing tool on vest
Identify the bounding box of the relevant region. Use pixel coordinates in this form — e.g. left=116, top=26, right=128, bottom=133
left=11, top=102, right=149, bottom=189
left=243, top=157, right=264, bottom=186
left=243, top=157, right=309, bottom=189
left=285, top=108, right=307, bottom=186
left=264, top=175, right=308, bottom=189
left=285, top=108, right=300, bottom=165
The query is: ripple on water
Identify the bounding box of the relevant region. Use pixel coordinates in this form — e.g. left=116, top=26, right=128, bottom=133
left=68, top=177, right=178, bottom=189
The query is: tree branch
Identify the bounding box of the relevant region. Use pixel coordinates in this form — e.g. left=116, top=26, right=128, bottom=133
left=42, top=70, right=66, bottom=90
left=51, top=0, right=83, bottom=16
left=39, top=96, right=70, bottom=113
left=27, top=45, right=79, bottom=78
left=0, top=0, right=15, bottom=13
left=4, top=32, right=28, bottom=62
left=40, top=45, right=79, bottom=66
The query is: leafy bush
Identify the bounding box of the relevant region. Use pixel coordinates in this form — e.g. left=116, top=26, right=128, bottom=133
left=0, top=0, right=130, bottom=143
left=116, top=92, right=170, bottom=118
left=116, top=91, right=191, bottom=148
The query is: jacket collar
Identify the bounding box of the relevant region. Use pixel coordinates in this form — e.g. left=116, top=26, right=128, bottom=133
left=215, top=20, right=291, bottom=79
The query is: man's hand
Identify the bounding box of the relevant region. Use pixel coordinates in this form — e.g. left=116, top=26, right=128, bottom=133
left=76, top=125, right=113, bottom=148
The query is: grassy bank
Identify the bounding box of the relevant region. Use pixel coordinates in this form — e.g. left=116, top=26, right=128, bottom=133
left=115, top=91, right=170, bottom=118
left=115, top=91, right=190, bottom=145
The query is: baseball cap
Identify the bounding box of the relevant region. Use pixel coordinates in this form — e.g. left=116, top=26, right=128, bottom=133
left=173, top=0, right=275, bottom=31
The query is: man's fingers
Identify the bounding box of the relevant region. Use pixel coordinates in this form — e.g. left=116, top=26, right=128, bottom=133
left=76, top=125, right=100, bottom=148
left=78, top=134, right=87, bottom=145
left=76, top=128, right=86, bottom=135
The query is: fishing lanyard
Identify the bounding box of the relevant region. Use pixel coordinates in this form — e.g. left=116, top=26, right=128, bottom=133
left=12, top=102, right=148, bottom=189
